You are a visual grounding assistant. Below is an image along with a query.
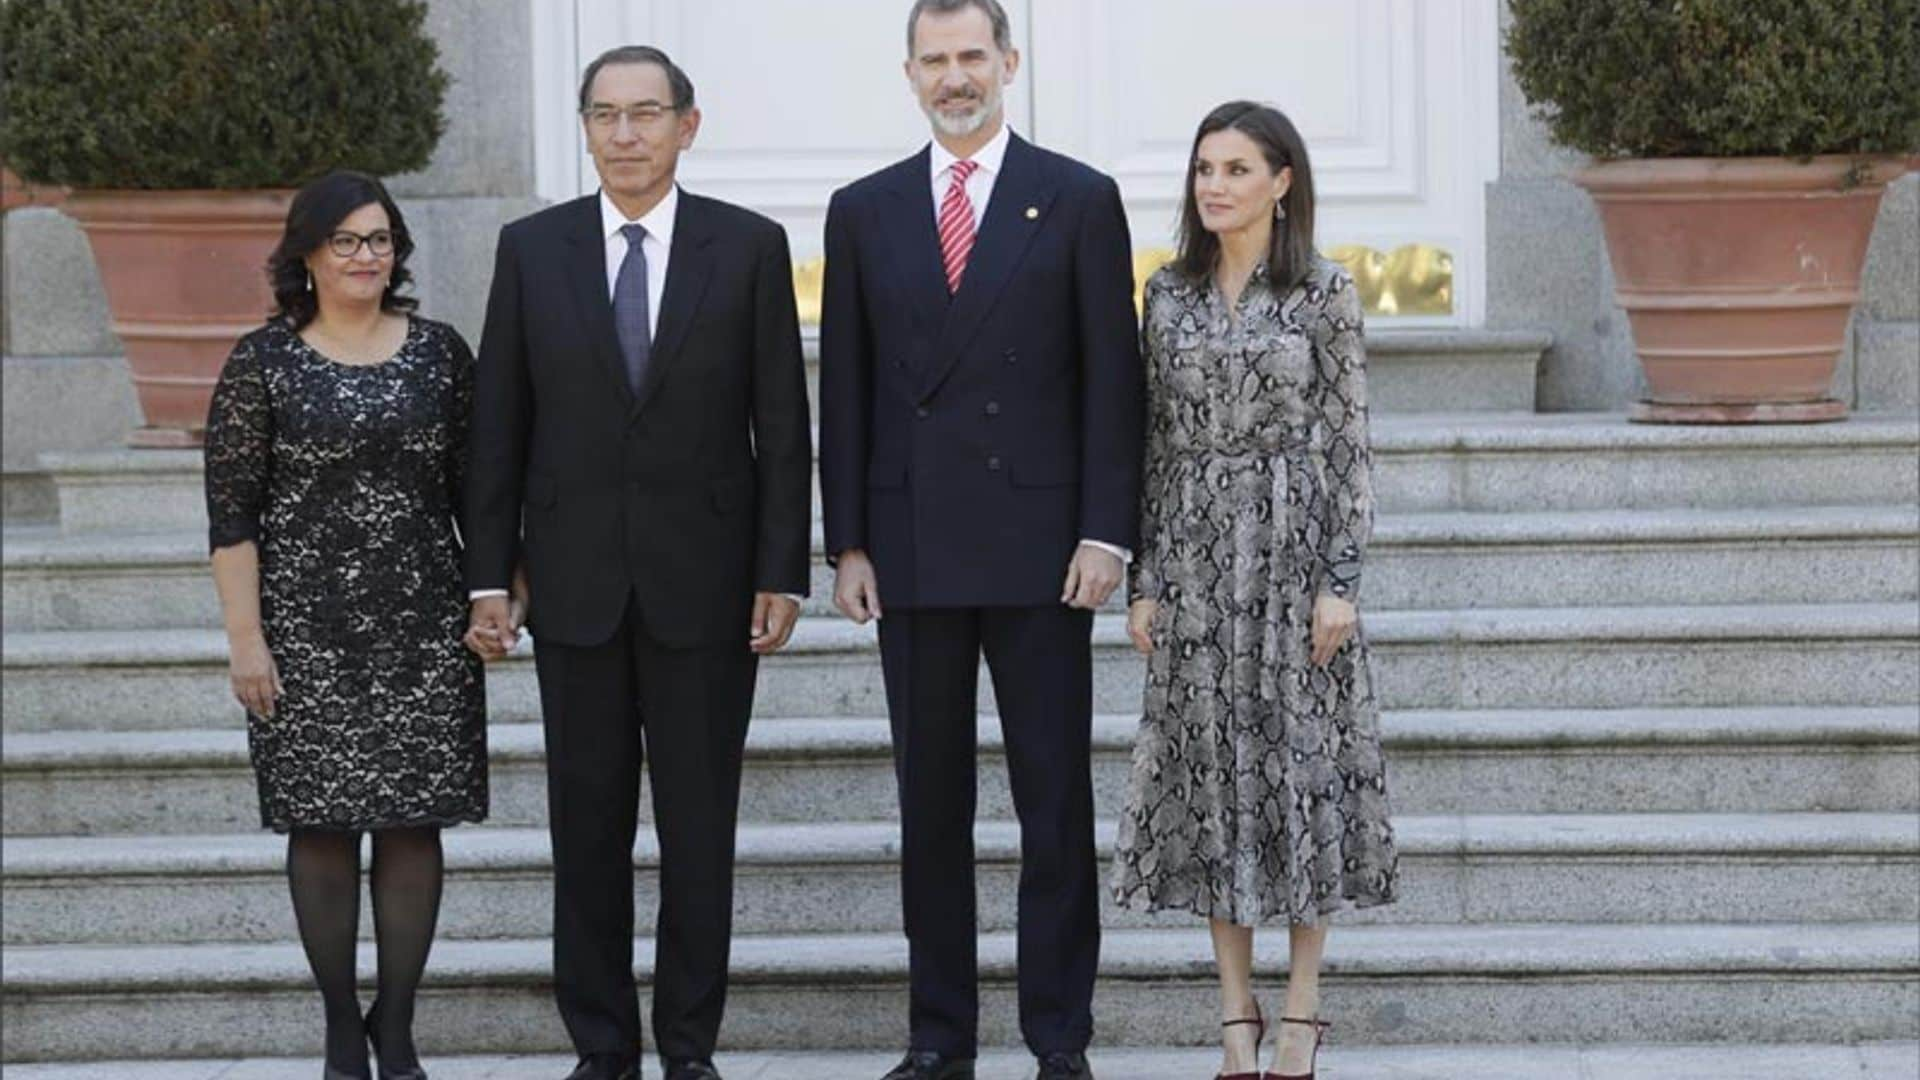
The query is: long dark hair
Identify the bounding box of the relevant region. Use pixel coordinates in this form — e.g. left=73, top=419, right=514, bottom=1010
left=1175, top=101, right=1317, bottom=296
left=266, top=170, right=418, bottom=330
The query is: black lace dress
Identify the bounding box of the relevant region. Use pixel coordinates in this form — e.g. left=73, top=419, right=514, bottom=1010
left=204, top=316, right=488, bottom=833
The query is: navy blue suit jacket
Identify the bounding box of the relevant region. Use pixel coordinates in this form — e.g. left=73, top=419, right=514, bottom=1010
left=818, top=133, right=1144, bottom=609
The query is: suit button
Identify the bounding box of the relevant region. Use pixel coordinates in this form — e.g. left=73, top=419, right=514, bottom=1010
left=1003, top=348, right=1017, bottom=363
left=916, top=406, right=931, bottom=419
left=986, top=455, right=1002, bottom=471
left=984, top=402, right=1000, bottom=416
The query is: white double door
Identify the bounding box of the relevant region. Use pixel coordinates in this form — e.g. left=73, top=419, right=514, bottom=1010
left=532, top=0, right=1499, bottom=324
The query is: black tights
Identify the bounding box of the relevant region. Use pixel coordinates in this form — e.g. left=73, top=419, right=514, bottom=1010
left=287, top=826, right=445, bottom=1074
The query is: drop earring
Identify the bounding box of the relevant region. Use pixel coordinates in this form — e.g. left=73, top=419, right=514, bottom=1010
left=1274, top=200, right=1287, bottom=223
left=304, top=269, right=314, bottom=293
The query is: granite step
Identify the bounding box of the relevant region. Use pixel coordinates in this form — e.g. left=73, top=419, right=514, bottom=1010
left=6, top=603, right=1915, bottom=732
left=5, top=813, right=1914, bottom=946
left=10, top=504, right=1916, bottom=631
left=4, top=923, right=1915, bottom=1060
left=803, top=503, right=1920, bottom=616
left=7, top=1044, right=1918, bottom=1080
left=7, top=707, right=1917, bottom=836
left=35, top=415, right=1920, bottom=534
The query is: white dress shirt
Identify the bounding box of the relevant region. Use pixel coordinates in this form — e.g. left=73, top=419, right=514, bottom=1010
left=926, top=124, right=1131, bottom=568
left=472, top=184, right=800, bottom=607
left=600, top=185, right=675, bottom=338
left=928, top=120, right=1010, bottom=233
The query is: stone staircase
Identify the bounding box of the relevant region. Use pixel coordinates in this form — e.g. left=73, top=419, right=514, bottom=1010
left=4, top=400, right=1919, bottom=1065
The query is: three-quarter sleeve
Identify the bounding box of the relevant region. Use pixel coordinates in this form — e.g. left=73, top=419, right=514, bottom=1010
left=1311, top=267, right=1373, bottom=601
left=442, top=325, right=477, bottom=535
left=204, top=335, right=275, bottom=552
left=1128, top=276, right=1174, bottom=604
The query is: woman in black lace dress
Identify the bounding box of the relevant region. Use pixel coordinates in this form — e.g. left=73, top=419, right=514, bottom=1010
left=205, top=171, right=492, bottom=1080
left=1110, top=104, right=1398, bottom=1080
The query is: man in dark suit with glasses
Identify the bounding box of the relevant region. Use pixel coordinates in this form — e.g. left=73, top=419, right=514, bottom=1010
left=465, top=45, right=812, bottom=1080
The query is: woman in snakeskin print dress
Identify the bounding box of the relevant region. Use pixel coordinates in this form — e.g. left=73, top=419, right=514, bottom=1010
left=205, top=171, right=490, bottom=1080
left=1110, top=104, right=1398, bottom=1080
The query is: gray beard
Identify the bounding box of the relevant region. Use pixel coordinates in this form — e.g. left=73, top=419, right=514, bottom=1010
left=925, top=95, right=996, bottom=137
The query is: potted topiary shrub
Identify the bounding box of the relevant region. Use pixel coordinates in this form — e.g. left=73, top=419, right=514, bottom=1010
left=0, top=0, right=448, bottom=445
left=1507, top=0, right=1920, bottom=422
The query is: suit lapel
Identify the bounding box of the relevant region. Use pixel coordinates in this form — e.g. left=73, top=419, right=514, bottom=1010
left=632, top=190, right=715, bottom=419
left=920, top=134, right=1055, bottom=401
left=561, top=195, right=636, bottom=410
left=881, top=148, right=953, bottom=333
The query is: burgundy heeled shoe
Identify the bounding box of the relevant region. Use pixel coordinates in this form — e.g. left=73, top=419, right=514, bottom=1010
left=1264, top=1016, right=1329, bottom=1080
left=1215, top=1000, right=1267, bottom=1080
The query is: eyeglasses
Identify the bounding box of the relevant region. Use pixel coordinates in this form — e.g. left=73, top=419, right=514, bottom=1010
left=327, top=230, right=397, bottom=258
left=582, top=103, right=675, bottom=130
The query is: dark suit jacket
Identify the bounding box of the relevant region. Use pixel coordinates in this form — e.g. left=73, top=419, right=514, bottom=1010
left=818, top=133, right=1143, bottom=608
left=465, top=190, right=812, bottom=648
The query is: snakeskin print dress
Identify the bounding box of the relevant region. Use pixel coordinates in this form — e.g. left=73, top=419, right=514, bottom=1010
left=1110, top=257, right=1398, bottom=926
left=204, top=316, right=488, bottom=833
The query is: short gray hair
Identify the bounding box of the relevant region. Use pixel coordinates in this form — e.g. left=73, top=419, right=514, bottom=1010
left=578, top=45, right=695, bottom=113
left=906, top=0, right=1013, bottom=55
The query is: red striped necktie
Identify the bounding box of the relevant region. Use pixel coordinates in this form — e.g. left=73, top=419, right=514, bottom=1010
left=939, top=158, right=980, bottom=294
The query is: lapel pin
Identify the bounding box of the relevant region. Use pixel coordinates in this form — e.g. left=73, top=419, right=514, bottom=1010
left=1025, top=206, right=1040, bottom=220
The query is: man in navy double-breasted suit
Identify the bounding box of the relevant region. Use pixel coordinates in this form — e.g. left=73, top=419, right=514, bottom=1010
left=817, top=3, right=1143, bottom=1077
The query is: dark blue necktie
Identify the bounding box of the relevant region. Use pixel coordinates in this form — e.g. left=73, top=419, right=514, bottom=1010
left=613, top=223, right=652, bottom=395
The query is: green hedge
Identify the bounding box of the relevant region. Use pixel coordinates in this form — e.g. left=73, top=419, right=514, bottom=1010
left=0, top=0, right=448, bottom=189
left=1506, top=0, right=1920, bottom=158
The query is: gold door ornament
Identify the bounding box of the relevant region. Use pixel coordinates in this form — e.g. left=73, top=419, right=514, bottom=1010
left=792, top=257, right=825, bottom=327
left=789, top=243, right=1452, bottom=324
left=1326, top=243, right=1453, bottom=316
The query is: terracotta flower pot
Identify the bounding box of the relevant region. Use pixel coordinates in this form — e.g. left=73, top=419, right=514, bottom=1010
left=1575, top=155, right=1909, bottom=423
left=60, top=189, right=294, bottom=447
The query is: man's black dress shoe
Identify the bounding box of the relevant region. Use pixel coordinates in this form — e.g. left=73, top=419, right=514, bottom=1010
left=880, top=1050, right=976, bottom=1079
left=565, top=1055, right=638, bottom=1080
left=663, top=1061, right=722, bottom=1080
left=1034, top=1051, right=1092, bottom=1079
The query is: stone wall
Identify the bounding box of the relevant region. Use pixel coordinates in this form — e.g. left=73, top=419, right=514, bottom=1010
left=1856, top=176, right=1920, bottom=412
left=1489, top=0, right=1919, bottom=413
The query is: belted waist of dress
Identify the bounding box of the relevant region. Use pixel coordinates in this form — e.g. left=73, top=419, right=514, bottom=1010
left=1168, top=434, right=1314, bottom=460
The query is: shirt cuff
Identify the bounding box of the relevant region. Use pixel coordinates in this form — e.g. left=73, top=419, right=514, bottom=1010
left=1078, top=539, right=1132, bottom=564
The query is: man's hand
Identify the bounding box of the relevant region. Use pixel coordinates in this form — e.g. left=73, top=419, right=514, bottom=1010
left=1126, top=599, right=1158, bottom=656
left=1061, top=544, right=1124, bottom=610
left=508, top=564, right=531, bottom=635
left=228, top=630, right=283, bottom=718
left=832, top=549, right=883, bottom=625
left=466, top=594, right=519, bottom=662
left=750, top=592, right=801, bottom=654
left=1311, top=594, right=1359, bottom=666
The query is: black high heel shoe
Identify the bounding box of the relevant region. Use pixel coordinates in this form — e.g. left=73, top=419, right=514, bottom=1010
left=365, top=997, right=429, bottom=1080
left=323, top=1013, right=373, bottom=1080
